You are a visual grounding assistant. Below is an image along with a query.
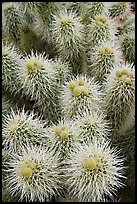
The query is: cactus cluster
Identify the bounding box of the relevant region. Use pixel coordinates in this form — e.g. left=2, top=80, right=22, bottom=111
left=104, top=65, right=135, bottom=134
left=2, top=2, right=135, bottom=202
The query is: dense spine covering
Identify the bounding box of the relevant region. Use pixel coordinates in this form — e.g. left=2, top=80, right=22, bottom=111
left=89, top=41, right=122, bottom=83
left=2, top=97, right=13, bottom=120
left=20, top=51, right=61, bottom=124
left=3, top=144, right=62, bottom=202
left=61, top=75, right=102, bottom=119
left=2, top=2, right=23, bottom=43
left=63, top=2, right=85, bottom=15
left=46, top=119, right=79, bottom=160
left=50, top=8, right=86, bottom=74
left=52, top=58, right=70, bottom=86
left=33, top=2, right=61, bottom=42
left=2, top=149, right=19, bottom=202
left=121, top=32, right=135, bottom=66
left=122, top=14, right=135, bottom=35
left=104, top=65, right=135, bottom=134
left=2, top=43, right=23, bottom=94
left=64, top=139, right=126, bottom=202
left=87, top=14, right=116, bottom=47
left=2, top=109, right=47, bottom=152
left=82, top=2, right=106, bottom=24
left=73, top=111, right=110, bottom=144
left=2, top=2, right=135, bottom=202
left=108, top=2, right=131, bottom=19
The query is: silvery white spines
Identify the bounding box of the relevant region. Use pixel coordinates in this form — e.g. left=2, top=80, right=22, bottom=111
left=2, top=96, right=13, bottom=120
left=89, top=40, right=122, bottom=83
left=2, top=2, right=135, bottom=202
left=82, top=2, right=107, bottom=22
left=20, top=51, right=61, bottom=124
left=121, top=31, right=135, bottom=66
left=62, top=2, right=86, bottom=16
left=2, top=149, right=19, bottom=202
left=33, top=2, right=61, bottom=43
left=64, top=138, right=126, bottom=202
left=2, top=2, right=23, bottom=43
left=104, top=64, right=135, bottom=134
left=108, top=2, right=131, bottom=19
left=61, top=75, right=102, bottom=119
left=3, top=144, right=63, bottom=202
left=73, top=111, right=111, bottom=144
left=2, top=43, right=23, bottom=94
left=122, top=14, right=135, bottom=35
left=50, top=8, right=85, bottom=65
left=87, top=14, right=116, bottom=47
left=46, top=119, right=80, bottom=161
left=2, top=108, right=48, bottom=153
left=52, top=57, right=71, bottom=86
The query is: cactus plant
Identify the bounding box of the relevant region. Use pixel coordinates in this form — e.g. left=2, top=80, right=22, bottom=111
left=89, top=41, right=122, bottom=83
left=50, top=8, right=86, bottom=74
left=64, top=138, right=126, bottom=202
left=3, top=144, right=62, bottom=202
left=2, top=2, right=135, bottom=202
left=2, top=96, right=14, bottom=120
left=81, top=2, right=107, bottom=24
left=46, top=119, right=79, bottom=160
left=2, top=42, right=23, bottom=94
left=2, top=108, right=47, bottom=152
left=61, top=75, right=102, bottom=119
left=52, top=57, right=71, bottom=86
left=104, top=65, right=135, bottom=134
left=73, top=111, right=110, bottom=144
left=108, top=2, right=131, bottom=19
left=2, top=2, right=23, bottom=44
left=33, top=2, right=61, bottom=43
left=121, top=31, right=135, bottom=66
left=87, top=14, right=116, bottom=47
left=20, top=51, right=61, bottom=123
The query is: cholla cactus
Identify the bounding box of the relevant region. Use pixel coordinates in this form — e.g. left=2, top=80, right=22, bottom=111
left=50, top=9, right=85, bottom=64
left=2, top=149, right=11, bottom=176
left=104, top=64, right=135, bottom=134
left=2, top=109, right=47, bottom=152
left=108, top=2, right=131, bottom=19
left=3, top=144, right=62, bottom=202
left=64, top=138, right=126, bottom=202
left=52, top=57, right=71, bottom=85
left=63, top=2, right=85, bottom=15
left=17, top=2, right=39, bottom=17
left=89, top=41, right=122, bottom=83
left=2, top=43, right=23, bottom=94
left=2, top=149, right=20, bottom=202
left=34, top=2, right=60, bottom=43
left=81, top=2, right=107, bottom=24
left=61, top=75, right=102, bottom=119
left=122, top=14, right=135, bottom=35
left=2, top=2, right=135, bottom=202
left=2, top=97, right=13, bottom=119
left=46, top=119, right=79, bottom=160
left=20, top=51, right=61, bottom=123
left=73, top=111, right=110, bottom=144
left=112, top=119, right=135, bottom=158
left=121, top=32, right=135, bottom=66
left=87, top=14, right=116, bottom=47
left=2, top=2, right=23, bottom=43
left=112, top=122, right=135, bottom=181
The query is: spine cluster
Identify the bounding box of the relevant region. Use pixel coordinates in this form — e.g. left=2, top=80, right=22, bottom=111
left=2, top=2, right=135, bottom=202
